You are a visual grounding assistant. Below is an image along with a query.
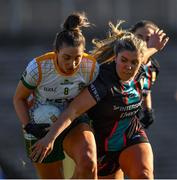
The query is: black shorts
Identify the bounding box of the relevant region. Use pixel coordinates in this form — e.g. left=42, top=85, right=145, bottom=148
left=97, top=128, right=149, bottom=176
left=24, top=113, right=90, bottom=163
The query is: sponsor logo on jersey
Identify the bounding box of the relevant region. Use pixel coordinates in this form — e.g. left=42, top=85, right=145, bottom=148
left=120, top=109, right=139, bottom=118
left=113, top=100, right=142, bottom=111
left=44, top=87, right=57, bottom=92
left=90, top=84, right=100, bottom=101
left=60, top=79, right=74, bottom=85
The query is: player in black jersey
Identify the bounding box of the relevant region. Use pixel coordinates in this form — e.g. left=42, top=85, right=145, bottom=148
left=92, top=20, right=168, bottom=179
left=130, top=20, right=169, bottom=129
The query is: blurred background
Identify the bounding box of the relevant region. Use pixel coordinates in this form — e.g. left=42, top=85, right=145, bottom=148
left=0, top=0, right=177, bottom=178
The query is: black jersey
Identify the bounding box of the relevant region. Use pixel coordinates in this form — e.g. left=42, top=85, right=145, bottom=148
left=87, top=61, right=148, bottom=152
left=143, top=57, right=160, bottom=96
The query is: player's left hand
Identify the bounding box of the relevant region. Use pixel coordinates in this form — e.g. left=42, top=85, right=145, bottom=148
left=140, top=108, right=155, bottom=129
left=147, top=29, right=169, bottom=51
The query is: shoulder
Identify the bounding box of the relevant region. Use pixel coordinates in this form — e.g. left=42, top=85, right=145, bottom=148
left=34, top=51, right=56, bottom=73
left=82, top=53, right=96, bottom=62
left=35, top=52, right=56, bottom=62
left=93, top=61, right=119, bottom=88
left=80, top=53, right=97, bottom=68
left=99, top=61, right=117, bottom=80
left=135, top=64, right=147, bottom=81
left=144, top=57, right=160, bottom=76
left=79, top=53, right=99, bottom=82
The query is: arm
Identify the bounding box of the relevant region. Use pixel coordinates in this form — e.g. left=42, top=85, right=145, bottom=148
left=140, top=92, right=155, bottom=129
left=30, top=88, right=97, bottom=162
left=143, top=91, right=152, bottom=109
left=47, top=88, right=96, bottom=141
left=143, top=29, right=169, bottom=64
left=13, top=81, right=33, bottom=126
left=13, top=81, right=50, bottom=138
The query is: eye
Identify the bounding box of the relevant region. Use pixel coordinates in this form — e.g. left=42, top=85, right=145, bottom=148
left=120, top=58, right=127, bottom=63
left=63, top=55, right=71, bottom=61
left=75, top=56, right=81, bottom=61
left=131, top=60, right=138, bottom=66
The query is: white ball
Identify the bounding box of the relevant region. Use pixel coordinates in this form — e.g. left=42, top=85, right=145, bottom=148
left=33, top=104, right=61, bottom=124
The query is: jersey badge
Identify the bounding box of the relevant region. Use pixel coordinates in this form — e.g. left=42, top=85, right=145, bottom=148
left=60, top=79, right=74, bottom=85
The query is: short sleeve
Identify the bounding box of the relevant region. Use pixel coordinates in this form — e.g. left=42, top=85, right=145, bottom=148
left=142, top=58, right=160, bottom=92
left=87, top=63, right=114, bottom=102
left=90, top=62, right=100, bottom=83
left=21, top=59, right=39, bottom=89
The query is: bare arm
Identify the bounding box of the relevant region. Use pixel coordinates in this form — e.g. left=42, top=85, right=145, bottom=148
left=13, top=81, right=33, bottom=126
left=30, top=87, right=97, bottom=162
left=143, top=92, right=152, bottom=109
left=143, top=29, right=169, bottom=64
left=44, top=88, right=96, bottom=141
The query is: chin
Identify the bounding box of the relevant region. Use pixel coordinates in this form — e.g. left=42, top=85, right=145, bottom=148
left=122, top=76, right=132, bottom=82
left=66, top=69, right=74, bottom=73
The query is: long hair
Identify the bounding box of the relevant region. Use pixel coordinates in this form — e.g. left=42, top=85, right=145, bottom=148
left=91, top=20, right=127, bottom=64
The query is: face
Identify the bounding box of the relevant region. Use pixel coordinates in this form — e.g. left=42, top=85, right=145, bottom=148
left=134, top=25, right=156, bottom=43
left=115, top=50, right=142, bottom=82
left=57, top=44, right=84, bottom=73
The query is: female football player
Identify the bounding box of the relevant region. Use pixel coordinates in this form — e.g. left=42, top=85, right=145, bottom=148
left=13, top=12, right=99, bottom=179
left=91, top=20, right=168, bottom=179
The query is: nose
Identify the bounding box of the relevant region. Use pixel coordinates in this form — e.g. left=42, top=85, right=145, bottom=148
left=126, top=64, right=132, bottom=70
left=65, top=61, right=74, bottom=70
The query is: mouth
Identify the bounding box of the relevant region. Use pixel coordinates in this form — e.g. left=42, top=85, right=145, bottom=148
left=123, top=71, right=132, bottom=75
left=65, top=68, right=75, bottom=73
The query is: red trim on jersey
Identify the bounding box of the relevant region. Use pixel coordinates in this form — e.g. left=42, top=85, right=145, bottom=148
left=123, top=133, right=127, bottom=146
left=105, top=120, right=119, bottom=151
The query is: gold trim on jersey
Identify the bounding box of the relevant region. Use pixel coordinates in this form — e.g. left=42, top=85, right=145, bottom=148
left=35, top=52, right=57, bottom=85
left=82, top=53, right=97, bottom=81
left=35, top=51, right=97, bottom=84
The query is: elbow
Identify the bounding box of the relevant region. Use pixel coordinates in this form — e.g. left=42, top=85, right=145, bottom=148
left=13, top=93, right=24, bottom=108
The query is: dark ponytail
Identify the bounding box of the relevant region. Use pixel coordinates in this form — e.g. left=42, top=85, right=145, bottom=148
left=54, top=12, right=91, bottom=51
